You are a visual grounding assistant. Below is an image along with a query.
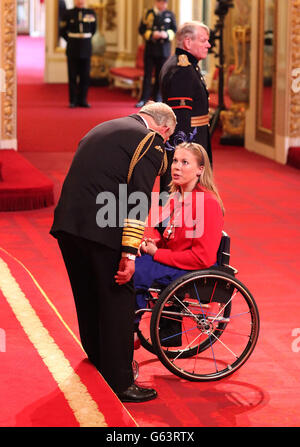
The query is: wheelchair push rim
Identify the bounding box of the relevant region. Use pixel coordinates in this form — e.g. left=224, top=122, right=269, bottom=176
left=150, top=269, right=260, bottom=382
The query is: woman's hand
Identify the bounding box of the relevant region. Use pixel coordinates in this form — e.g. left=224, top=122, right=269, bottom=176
left=140, top=238, right=158, bottom=257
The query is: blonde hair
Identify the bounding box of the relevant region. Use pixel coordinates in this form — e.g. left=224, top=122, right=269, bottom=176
left=169, top=142, right=224, bottom=214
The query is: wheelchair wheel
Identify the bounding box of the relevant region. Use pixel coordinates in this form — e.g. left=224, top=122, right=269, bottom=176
left=136, top=289, right=219, bottom=359
left=150, top=269, right=260, bottom=381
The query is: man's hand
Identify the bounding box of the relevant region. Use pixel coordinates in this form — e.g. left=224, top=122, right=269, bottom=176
left=115, top=257, right=135, bottom=285
left=153, top=30, right=168, bottom=40
left=160, top=31, right=168, bottom=39
left=152, top=30, right=162, bottom=40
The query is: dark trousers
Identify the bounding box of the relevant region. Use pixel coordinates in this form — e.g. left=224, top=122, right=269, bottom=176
left=140, top=52, right=167, bottom=102
left=67, top=57, right=91, bottom=105
left=57, top=232, right=135, bottom=394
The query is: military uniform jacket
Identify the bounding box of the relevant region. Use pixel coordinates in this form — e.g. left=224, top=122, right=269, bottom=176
left=160, top=48, right=211, bottom=161
left=60, top=7, right=97, bottom=58
left=50, top=115, right=167, bottom=255
left=139, top=8, right=177, bottom=58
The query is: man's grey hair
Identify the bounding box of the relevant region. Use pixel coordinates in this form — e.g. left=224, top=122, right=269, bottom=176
left=139, top=101, right=177, bottom=129
left=176, top=21, right=210, bottom=48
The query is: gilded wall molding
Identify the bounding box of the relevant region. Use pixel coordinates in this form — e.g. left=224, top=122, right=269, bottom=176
left=105, top=0, right=117, bottom=31
left=0, top=0, right=16, bottom=145
left=290, top=0, right=300, bottom=138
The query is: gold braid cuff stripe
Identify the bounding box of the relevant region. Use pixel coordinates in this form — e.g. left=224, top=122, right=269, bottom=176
left=191, top=115, right=209, bottom=127
left=122, top=218, right=145, bottom=249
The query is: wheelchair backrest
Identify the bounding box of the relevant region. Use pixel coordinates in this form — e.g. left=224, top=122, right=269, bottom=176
left=217, top=231, right=230, bottom=267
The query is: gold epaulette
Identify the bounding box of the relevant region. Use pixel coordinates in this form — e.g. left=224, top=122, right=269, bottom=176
left=144, top=30, right=152, bottom=41
left=177, top=54, right=191, bottom=67
left=145, top=10, right=154, bottom=28
left=122, top=218, right=145, bottom=251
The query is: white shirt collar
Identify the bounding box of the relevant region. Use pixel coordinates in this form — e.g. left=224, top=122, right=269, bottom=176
left=139, top=115, right=149, bottom=128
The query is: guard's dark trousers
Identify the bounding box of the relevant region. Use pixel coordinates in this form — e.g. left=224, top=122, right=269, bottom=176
left=67, top=57, right=91, bottom=105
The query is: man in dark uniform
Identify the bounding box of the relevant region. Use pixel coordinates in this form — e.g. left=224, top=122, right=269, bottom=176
left=136, top=0, right=177, bottom=108
left=159, top=21, right=212, bottom=196
left=60, top=0, right=97, bottom=108
left=50, top=102, right=176, bottom=402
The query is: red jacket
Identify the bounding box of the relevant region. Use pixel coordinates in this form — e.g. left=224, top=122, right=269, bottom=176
left=153, top=185, right=224, bottom=270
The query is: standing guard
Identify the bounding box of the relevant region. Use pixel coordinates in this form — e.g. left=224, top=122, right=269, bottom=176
left=60, top=0, right=97, bottom=108
left=136, top=0, right=177, bottom=108
left=159, top=21, right=212, bottom=196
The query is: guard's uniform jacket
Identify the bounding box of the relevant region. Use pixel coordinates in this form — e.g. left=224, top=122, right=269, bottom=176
left=159, top=48, right=212, bottom=193
left=138, top=7, right=177, bottom=102
left=139, top=7, right=177, bottom=58
left=60, top=7, right=97, bottom=58
left=60, top=7, right=97, bottom=105
left=50, top=114, right=167, bottom=255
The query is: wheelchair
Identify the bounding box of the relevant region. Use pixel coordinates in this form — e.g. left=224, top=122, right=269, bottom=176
left=134, top=232, right=260, bottom=382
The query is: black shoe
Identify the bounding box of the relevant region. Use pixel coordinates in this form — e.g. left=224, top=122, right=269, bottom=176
left=69, top=103, right=77, bottom=108
left=135, top=100, right=146, bottom=108
left=79, top=103, right=91, bottom=108
left=117, top=383, right=157, bottom=403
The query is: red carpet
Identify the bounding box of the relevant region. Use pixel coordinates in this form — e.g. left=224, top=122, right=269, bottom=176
left=0, top=246, right=136, bottom=427
left=0, top=150, right=54, bottom=211
left=17, top=36, right=138, bottom=153
left=0, top=36, right=300, bottom=428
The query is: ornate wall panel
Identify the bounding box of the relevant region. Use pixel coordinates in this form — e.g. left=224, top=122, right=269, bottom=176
left=289, top=0, right=300, bottom=138
left=245, top=0, right=298, bottom=164
left=0, top=0, right=17, bottom=149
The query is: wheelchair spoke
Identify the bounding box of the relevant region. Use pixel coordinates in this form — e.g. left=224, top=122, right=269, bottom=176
left=193, top=282, right=210, bottom=317
left=207, top=335, right=219, bottom=373
left=171, top=332, right=203, bottom=362
left=173, top=294, right=198, bottom=320
left=210, top=330, right=239, bottom=359
left=210, top=289, right=237, bottom=324
left=159, top=316, right=198, bottom=344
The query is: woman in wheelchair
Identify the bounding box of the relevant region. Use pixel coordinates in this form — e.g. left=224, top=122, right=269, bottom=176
left=133, top=142, right=224, bottom=342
